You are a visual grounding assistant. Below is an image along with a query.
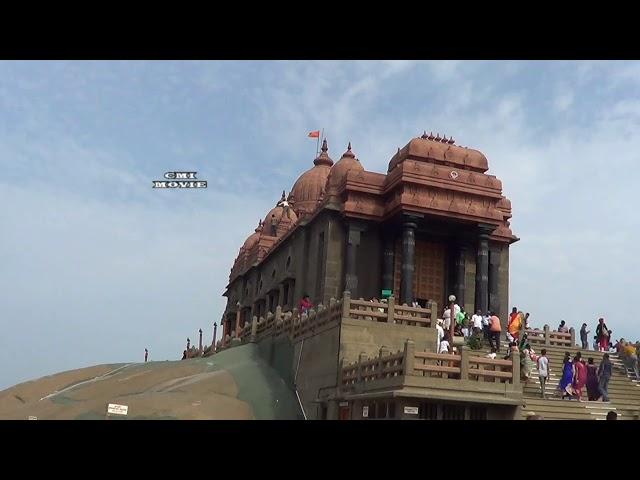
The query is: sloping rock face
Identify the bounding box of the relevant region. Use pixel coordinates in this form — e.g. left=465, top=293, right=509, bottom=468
left=0, top=344, right=302, bottom=420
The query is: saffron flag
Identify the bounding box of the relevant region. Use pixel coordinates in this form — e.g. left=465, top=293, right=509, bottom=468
left=308, top=130, right=320, bottom=138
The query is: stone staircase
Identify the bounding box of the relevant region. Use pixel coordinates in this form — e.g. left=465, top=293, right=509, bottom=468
left=468, top=338, right=640, bottom=420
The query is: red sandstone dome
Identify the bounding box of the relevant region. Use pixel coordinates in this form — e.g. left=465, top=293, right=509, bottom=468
left=388, top=133, right=489, bottom=174
left=263, top=191, right=299, bottom=236
left=242, top=220, right=263, bottom=251
left=290, top=139, right=334, bottom=217
left=325, top=143, right=364, bottom=194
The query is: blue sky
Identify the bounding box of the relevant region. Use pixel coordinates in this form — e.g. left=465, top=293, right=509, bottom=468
left=1, top=60, right=639, bottom=389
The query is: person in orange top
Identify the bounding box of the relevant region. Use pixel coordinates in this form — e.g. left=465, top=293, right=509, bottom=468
left=507, top=311, right=523, bottom=343
left=489, top=312, right=502, bottom=353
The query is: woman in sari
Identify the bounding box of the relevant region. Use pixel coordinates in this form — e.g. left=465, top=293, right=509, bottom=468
left=558, top=353, right=574, bottom=399
left=586, top=358, right=600, bottom=401
left=572, top=353, right=587, bottom=402
left=508, top=311, right=524, bottom=343
left=596, top=318, right=610, bottom=352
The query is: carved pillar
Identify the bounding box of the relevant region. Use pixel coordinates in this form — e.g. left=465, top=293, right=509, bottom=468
left=475, top=227, right=491, bottom=315
left=489, top=246, right=501, bottom=317
left=345, top=224, right=361, bottom=297
left=382, top=233, right=395, bottom=293
left=454, top=244, right=467, bottom=308
left=401, top=221, right=417, bottom=306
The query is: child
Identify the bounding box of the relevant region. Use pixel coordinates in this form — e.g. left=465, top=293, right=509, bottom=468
left=439, top=332, right=451, bottom=354
left=486, top=347, right=497, bottom=360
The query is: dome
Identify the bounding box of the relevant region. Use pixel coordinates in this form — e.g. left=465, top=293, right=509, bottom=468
left=263, top=191, right=299, bottom=236
left=242, top=220, right=263, bottom=251
left=325, top=143, right=364, bottom=194
left=290, top=139, right=333, bottom=216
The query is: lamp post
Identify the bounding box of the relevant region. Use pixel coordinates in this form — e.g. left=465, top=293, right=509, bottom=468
left=212, top=322, right=218, bottom=352
left=198, top=328, right=203, bottom=355
left=186, top=338, right=190, bottom=359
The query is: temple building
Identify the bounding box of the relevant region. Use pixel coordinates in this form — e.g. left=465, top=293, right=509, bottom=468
left=222, top=133, right=517, bottom=338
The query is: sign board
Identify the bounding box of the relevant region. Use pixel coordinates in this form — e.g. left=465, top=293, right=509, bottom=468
left=381, top=289, right=393, bottom=299
left=362, top=406, right=369, bottom=418
left=28, top=416, right=38, bottom=420
left=404, top=406, right=419, bottom=415
left=339, top=401, right=349, bottom=407
left=107, top=403, right=129, bottom=416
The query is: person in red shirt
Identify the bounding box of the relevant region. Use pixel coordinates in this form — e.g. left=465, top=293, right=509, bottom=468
left=298, top=294, right=313, bottom=315
left=489, top=312, right=502, bottom=352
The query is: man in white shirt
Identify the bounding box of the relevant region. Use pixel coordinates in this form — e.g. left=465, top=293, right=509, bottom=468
left=435, top=319, right=445, bottom=352
left=471, top=309, right=483, bottom=335
left=442, top=301, right=460, bottom=331
left=537, top=349, right=550, bottom=399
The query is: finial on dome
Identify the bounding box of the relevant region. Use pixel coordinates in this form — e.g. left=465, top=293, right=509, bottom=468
left=435, top=133, right=441, bottom=142
left=428, top=132, right=434, bottom=140
left=447, top=136, right=455, bottom=144
left=342, top=142, right=355, bottom=158
left=421, top=131, right=428, bottom=139
left=313, top=138, right=333, bottom=166
left=280, top=190, right=286, bottom=202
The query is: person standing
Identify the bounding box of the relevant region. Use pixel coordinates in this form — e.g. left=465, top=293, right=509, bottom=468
left=144, top=348, right=148, bottom=362
left=435, top=319, right=445, bottom=353
left=489, top=312, right=502, bottom=353
left=598, top=353, right=612, bottom=402
left=298, top=294, right=313, bottom=315
left=596, top=318, right=610, bottom=352
left=558, top=353, right=574, bottom=399
left=537, top=349, right=549, bottom=399
left=580, top=323, right=590, bottom=350
left=572, top=354, right=587, bottom=402
left=586, top=358, right=600, bottom=401
left=471, top=309, right=483, bottom=336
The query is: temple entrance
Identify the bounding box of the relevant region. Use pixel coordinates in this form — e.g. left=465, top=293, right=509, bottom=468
left=394, top=239, right=447, bottom=308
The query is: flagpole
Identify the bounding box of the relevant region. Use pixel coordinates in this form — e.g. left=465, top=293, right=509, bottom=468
left=316, top=131, right=320, bottom=157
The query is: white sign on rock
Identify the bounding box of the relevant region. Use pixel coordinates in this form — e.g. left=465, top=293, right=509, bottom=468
left=362, top=406, right=369, bottom=418
left=107, top=403, right=129, bottom=416
left=404, top=406, right=419, bottom=415
left=28, top=416, right=38, bottom=420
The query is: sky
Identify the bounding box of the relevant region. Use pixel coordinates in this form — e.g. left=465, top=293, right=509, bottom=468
left=1, top=60, right=639, bottom=390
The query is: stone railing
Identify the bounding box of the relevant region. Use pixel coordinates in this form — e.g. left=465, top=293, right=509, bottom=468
left=212, top=292, right=438, bottom=353
left=523, top=325, right=575, bottom=348
left=341, top=339, right=520, bottom=388
left=346, top=294, right=437, bottom=328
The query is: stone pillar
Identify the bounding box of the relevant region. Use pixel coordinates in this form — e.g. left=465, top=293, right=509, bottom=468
left=345, top=224, right=361, bottom=298
left=475, top=229, right=490, bottom=314
left=382, top=233, right=395, bottom=293
left=401, top=221, right=417, bottom=306
left=454, top=244, right=467, bottom=308
left=198, top=329, right=203, bottom=355
left=489, top=247, right=501, bottom=317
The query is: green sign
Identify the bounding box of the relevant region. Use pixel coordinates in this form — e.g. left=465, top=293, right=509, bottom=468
left=381, top=289, right=393, bottom=299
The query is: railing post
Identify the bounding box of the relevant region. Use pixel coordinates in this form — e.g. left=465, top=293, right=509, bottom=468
left=428, top=301, right=438, bottom=329
left=403, top=340, right=415, bottom=376
left=512, top=350, right=520, bottom=386
left=386, top=295, right=395, bottom=323
left=357, top=352, right=367, bottom=383
left=250, top=316, right=258, bottom=342
left=569, top=327, right=576, bottom=347
left=342, top=291, right=351, bottom=320
left=460, top=346, right=469, bottom=381
left=378, top=346, right=389, bottom=379
left=544, top=324, right=550, bottom=346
